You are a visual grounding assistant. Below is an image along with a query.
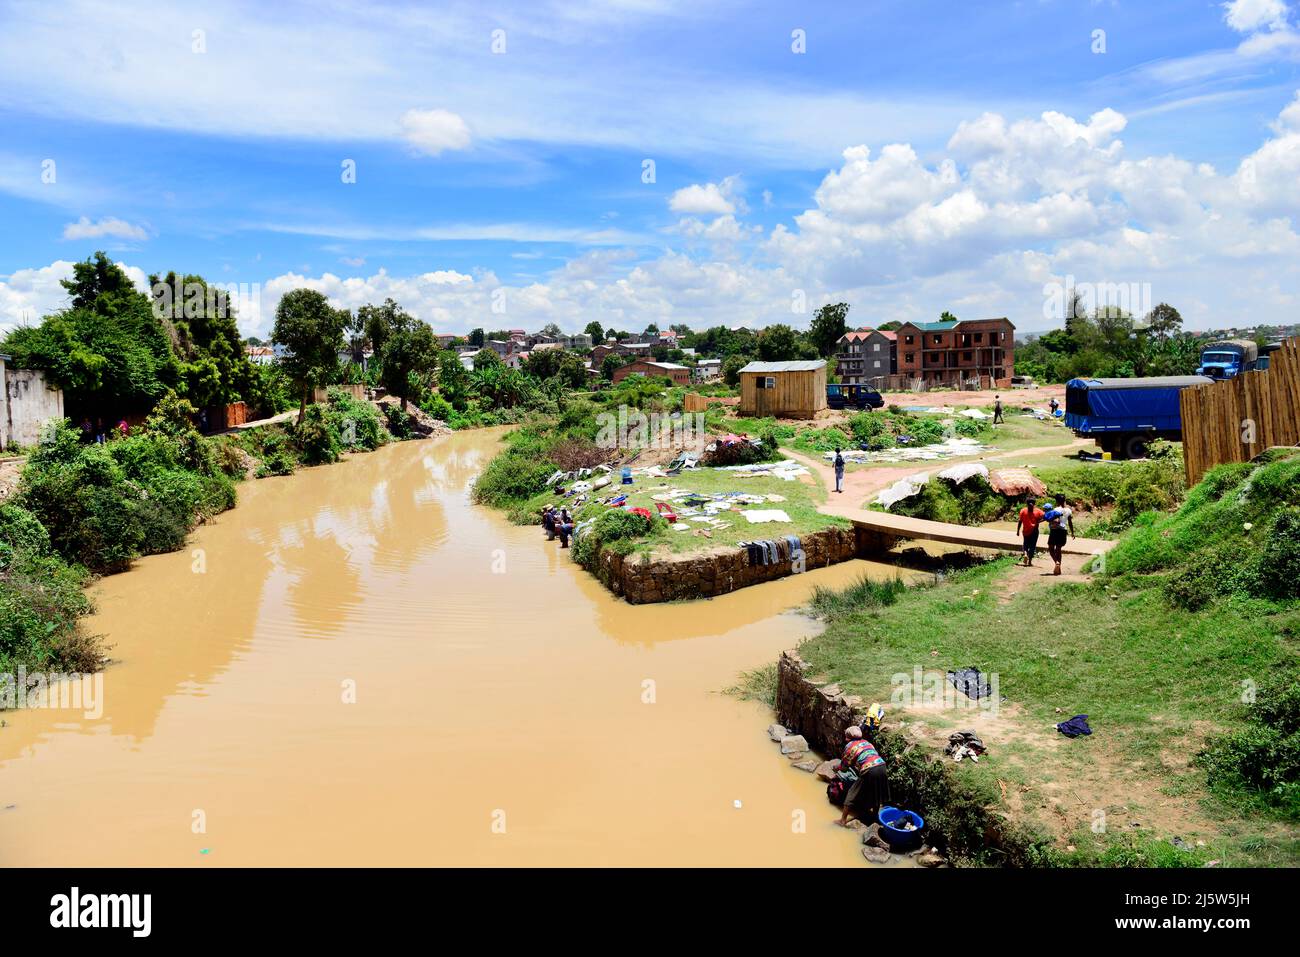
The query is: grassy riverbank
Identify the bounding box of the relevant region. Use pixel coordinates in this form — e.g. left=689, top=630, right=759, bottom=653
left=785, top=451, right=1300, bottom=867
left=0, top=389, right=431, bottom=686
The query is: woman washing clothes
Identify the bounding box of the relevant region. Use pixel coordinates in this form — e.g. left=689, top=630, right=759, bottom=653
left=836, top=726, right=891, bottom=827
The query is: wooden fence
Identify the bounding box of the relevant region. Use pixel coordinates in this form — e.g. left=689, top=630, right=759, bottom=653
left=683, top=392, right=738, bottom=413
left=1180, top=336, right=1300, bottom=485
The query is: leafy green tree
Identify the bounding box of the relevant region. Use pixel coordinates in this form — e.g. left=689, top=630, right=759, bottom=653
left=1144, top=302, right=1183, bottom=341
left=468, top=328, right=485, bottom=348
left=473, top=347, right=503, bottom=371
left=539, top=322, right=562, bottom=337
left=601, top=352, right=627, bottom=380
left=437, top=350, right=471, bottom=409
left=359, top=299, right=437, bottom=410
left=939, top=311, right=958, bottom=323
left=272, top=289, right=348, bottom=423
left=721, top=354, right=748, bottom=386
left=584, top=320, right=604, bottom=343
left=809, top=302, right=850, bottom=357
left=149, top=271, right=255, bottom=409
left=1, top=252, right=178, bottom=417
left=757, top=324, right=801, bottom=362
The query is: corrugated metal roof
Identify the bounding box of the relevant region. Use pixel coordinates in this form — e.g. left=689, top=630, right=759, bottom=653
left=738, top=360, right=826, bottom=373
left=1069, top=376, right=1212, bottom=390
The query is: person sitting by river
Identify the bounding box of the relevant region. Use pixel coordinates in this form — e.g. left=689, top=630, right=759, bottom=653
left=542, top=506, right=557, bottom=541
left=836, top=726, right=890, bottom=827
left=557, top=509, right=574, bottom=549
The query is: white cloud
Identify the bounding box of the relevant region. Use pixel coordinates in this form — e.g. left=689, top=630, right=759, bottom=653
left=1223, top=0, right=1290, bottom=33
left=0, top=258, right=149, bottom=331
left=61, top=215, right=148, bottom=241
left=668, top=176, right=744, bottom=215
left=398, top=108, right=472, bottom=156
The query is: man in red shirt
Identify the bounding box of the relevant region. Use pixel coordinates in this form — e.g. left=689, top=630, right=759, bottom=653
left=1016, top=498, right=1045, bottom=567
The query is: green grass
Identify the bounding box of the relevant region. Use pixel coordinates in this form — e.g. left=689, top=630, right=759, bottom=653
left=789, top=454, right=1300, bottom=865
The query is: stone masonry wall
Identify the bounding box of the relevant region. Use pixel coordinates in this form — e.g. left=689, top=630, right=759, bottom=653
left=595, top=525, right=859, bottom=604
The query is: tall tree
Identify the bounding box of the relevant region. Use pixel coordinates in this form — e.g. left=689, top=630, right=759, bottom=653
left=809, top=302, right=850, bottom=357
left=1144, top=302, right=1183, bottom=342
left=358, top=299, right=439, bottom=410
left=272, top=289, right=348, bottom=423
left=757, top=324, right=801, bottom=362
left=1, top=252, right=178, bottom=417
left=584, top=320, right=604, bottom=343
left=468, top=328, right=485, bottom=348
left=149, top=271, right=255, bottom=409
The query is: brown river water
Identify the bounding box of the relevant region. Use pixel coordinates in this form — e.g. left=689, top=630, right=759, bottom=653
left=0, top=428, right=914, bottom=867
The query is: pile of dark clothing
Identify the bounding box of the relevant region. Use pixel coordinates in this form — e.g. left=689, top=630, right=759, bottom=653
left=944, top=730, right=987, bottom=762
left=1056, top=714, right=1093, bottom=738
left=738, top=535, right=803, bottom=567
left=946, top=667, right=993, bottom=701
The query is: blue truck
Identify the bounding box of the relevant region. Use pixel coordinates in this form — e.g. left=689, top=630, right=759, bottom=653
left=1064, top=375, right=1212, bottom=459
left=1197, top=339, right=1261, bottom=379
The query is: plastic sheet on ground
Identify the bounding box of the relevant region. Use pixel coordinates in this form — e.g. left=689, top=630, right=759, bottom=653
left=829, top=436, right=990, bottom=465
left=874, top=472, right=931, bottom=508
left=936, top=462, right=989, bottom=485
left=714, top=459, right=809, bottom=480
left=741, top=509, right=792, bottom=524
left=959, top=408, right=990, bottom=419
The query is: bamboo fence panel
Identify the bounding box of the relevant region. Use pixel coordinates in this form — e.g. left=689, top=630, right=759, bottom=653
left=1180, top=337, right=1300, bottom=484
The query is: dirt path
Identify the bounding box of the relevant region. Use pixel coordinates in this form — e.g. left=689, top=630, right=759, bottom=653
left=782, top=437, right=1093, bottom=517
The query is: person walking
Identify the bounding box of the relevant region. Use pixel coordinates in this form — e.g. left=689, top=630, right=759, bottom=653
left=833, top=447, right=845, bottom=494
left=1044, top=493, right=1075, bottom=576
left=992, top=395, right=1004, bottom=425
left=836, top=726, right=891, bottom=827
left=1016, top=497, right=1045, bottom=567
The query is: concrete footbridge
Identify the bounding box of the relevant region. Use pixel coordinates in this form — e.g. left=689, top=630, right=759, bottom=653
left=847, top=510, right=1116, bottom=557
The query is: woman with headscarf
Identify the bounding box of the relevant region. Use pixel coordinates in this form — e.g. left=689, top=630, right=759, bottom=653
left=836, top=726, right=891, bottom=827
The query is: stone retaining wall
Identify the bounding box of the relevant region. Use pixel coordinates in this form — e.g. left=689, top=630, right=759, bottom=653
left=593, top=525, right=859, bottom=604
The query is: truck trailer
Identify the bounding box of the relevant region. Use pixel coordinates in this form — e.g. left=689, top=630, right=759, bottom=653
left=1064, top=375, right=1212, bottom=459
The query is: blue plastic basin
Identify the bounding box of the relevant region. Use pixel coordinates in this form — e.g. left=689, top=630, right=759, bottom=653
left=877, top=806, right=925, bottom=851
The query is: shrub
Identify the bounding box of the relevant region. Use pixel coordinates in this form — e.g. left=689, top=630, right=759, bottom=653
left=293, top=404, right=341, bottom=464
left=571, top=507, right=657, bottom=566
left=325, top=389, right=386, bottom=451
left=382, top=404, right=418, bottom=440
left=1256, top=508, right=1300, bottom=600
left=1198, top=672, right=1300, bottom=819
left=0, top=549, right=99, bottom=676
left=809, top=574, right=907, bottom=620
left=472, top=446, right=555, bottom=508
left=0, top=502, right=51, bottom=560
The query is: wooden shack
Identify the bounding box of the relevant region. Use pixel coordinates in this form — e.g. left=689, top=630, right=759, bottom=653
left=737, top=360, right=827, bottom=419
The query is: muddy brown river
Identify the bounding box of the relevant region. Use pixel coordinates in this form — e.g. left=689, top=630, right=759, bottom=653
left=0, top=429, right=914, bottom=866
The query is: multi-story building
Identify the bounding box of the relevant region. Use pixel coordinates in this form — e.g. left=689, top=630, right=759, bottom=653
left=895, top=317, right=1015, bottom=387
left=835, top=329, right=896, bottom=385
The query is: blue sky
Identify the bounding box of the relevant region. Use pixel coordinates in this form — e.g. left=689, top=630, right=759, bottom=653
left=2, top=0, right=1300, bottom=336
